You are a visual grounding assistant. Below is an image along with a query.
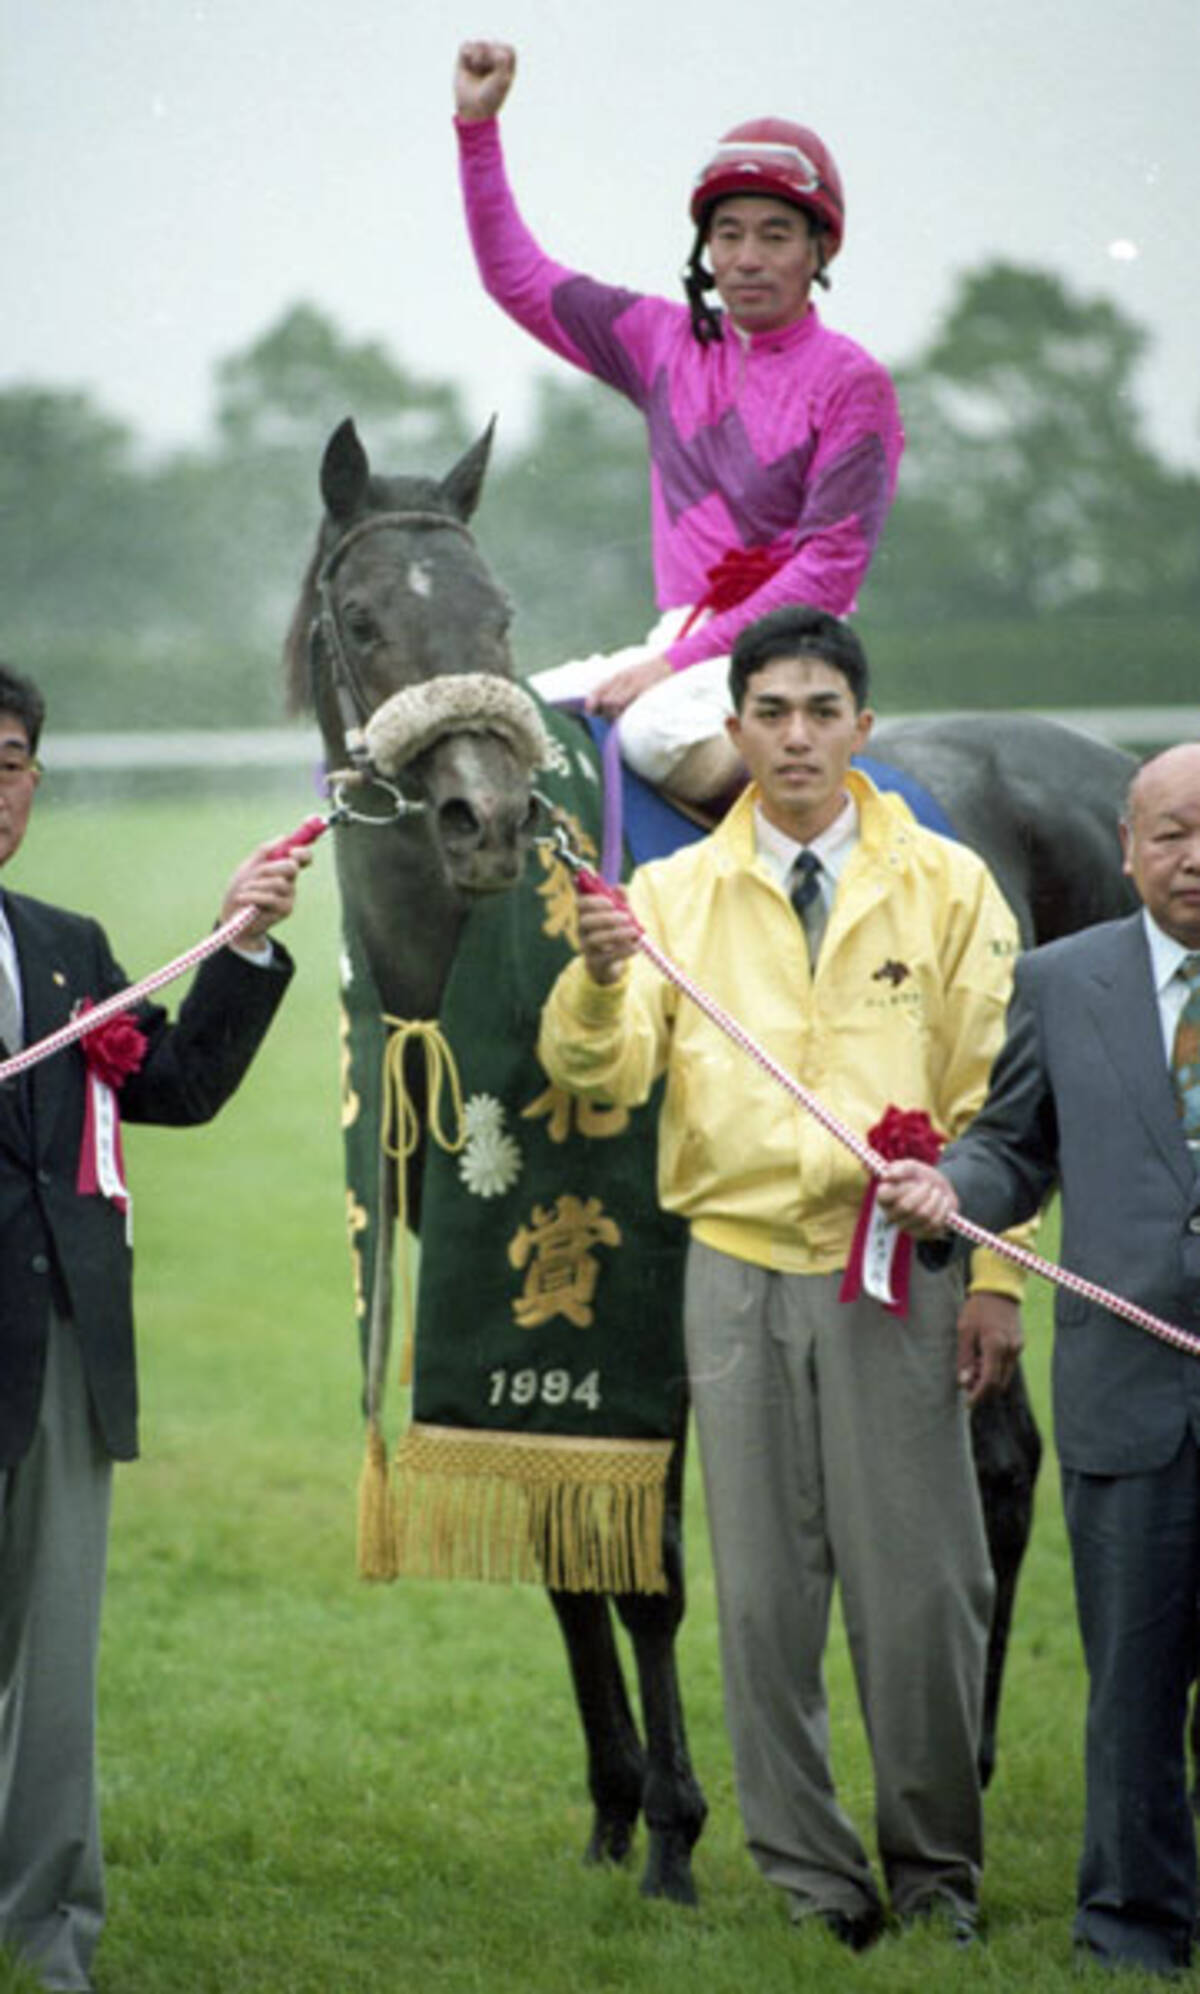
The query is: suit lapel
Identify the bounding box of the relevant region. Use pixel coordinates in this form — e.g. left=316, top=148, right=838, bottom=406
left=1082, top=917, right=1194, bottom=1191
left=5, top=895, right=88, bottom=1159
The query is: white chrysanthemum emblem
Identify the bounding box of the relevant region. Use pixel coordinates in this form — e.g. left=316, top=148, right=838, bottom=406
left=462, top=1093, right=506, bottom=1140
left=459, top=1126, right=523, bottom=1199
left=458, top=1094, right=523, bottom=1198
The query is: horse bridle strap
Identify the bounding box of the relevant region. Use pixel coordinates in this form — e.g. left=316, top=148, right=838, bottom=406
left=310, top=509, right=479, bottom=757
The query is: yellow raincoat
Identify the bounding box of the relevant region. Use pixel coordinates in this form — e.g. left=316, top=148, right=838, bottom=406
left=539, top=769, right=1024, bottom=1292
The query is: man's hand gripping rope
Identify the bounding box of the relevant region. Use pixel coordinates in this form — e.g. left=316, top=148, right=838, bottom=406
left=0, top=813, right=329, bottom=1086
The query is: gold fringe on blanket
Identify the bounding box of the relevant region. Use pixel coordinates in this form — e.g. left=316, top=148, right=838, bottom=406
left=389, top=1422, right=672, bottom=1593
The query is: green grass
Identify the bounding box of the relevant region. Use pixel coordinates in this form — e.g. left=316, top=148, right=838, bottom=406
left=0, top=786, right=1170, bottom=1992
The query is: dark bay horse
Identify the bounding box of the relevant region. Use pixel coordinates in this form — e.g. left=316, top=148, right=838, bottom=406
left=285, top=417, right=706, bottom=1903
left=284, top=417, right=1136, bottom=1895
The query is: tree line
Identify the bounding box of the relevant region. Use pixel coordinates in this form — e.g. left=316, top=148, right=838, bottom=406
left=2, top=262, right=1197, bottom=733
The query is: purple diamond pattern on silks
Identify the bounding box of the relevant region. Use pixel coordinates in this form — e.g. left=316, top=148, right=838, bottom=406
left=551, top=274, right=893, bottom=551
left=642, top=367, right=893, bottom=551
left=553, top=275, right=646, bottom=401
left=643, top=367, right=818, bottom=534
left=1171, top=954, right=1200, bottom=1142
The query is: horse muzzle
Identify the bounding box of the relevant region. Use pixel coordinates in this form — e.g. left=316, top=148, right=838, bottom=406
left=433, top=787, right=544, bottom=896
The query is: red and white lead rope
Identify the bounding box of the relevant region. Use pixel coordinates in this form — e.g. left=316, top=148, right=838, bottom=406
left=574, top=866, right=1200, bottom=1361
left=0, top=814, right=330, bottom=1086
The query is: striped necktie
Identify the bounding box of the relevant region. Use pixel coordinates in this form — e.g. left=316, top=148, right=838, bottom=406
left=1171, top=953, right=1200, bottom=1144
left=790, top=850, right=826, bottom=967
left=0, top=954, right=21, bottom=1058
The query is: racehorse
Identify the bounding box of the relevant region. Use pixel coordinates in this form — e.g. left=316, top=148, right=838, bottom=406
left=284, top=416, right=1137, bottom=1899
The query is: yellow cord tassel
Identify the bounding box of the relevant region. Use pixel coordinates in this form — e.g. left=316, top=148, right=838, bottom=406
left=380, top=1018, right=466, bottom=1387
left=356, top=1420, right=399, bottom=1580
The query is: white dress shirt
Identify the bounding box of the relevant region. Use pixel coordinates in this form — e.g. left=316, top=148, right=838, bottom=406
left=753, top=790, right=860, bottom=914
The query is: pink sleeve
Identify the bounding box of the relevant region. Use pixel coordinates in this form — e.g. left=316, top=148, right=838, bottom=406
left=456, top=116, right=610, bottom=372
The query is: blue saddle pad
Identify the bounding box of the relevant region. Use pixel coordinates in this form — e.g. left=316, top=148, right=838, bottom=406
left=851, top=754, right=959, bottom=840
left=583, top=719, right=958, bottom=868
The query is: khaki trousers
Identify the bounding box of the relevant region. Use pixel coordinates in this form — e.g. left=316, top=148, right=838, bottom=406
left=684, top=1242, right=993, bottom=1923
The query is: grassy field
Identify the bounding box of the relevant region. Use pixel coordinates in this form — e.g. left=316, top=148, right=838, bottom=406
left=0, top=786, right=1167, bottom=1993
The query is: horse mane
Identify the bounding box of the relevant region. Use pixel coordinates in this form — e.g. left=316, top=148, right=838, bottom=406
left=282, top=539, right=322, bottom=716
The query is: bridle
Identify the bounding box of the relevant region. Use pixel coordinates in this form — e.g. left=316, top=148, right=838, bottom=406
left=309, top=508, right=477, bottom=825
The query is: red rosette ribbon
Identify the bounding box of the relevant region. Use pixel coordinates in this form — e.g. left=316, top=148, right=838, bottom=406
left=839, top=1107, right=945, bottom=1318
left=74, top=1001, right=147, bottom=1231
left=676, top=542, right=790, bottom=642
left=79, top=1004, right=147, bottom=1088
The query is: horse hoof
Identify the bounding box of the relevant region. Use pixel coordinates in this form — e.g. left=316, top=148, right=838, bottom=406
left=640, top=1828, right=699, bottom=1907
left=584, top=1813, right=636, bottom=1868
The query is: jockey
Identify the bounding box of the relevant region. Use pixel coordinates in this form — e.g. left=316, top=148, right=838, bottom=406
left=453, top=40, right=905, bottom=805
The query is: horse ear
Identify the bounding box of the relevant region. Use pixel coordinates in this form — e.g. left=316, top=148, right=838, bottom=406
left=441, top=418, right=497, bottom=523
left=321, top=418, right=371, bottom=524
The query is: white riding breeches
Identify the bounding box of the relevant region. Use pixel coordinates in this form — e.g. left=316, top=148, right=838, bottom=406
left=528, top=609, right=733, bottom=786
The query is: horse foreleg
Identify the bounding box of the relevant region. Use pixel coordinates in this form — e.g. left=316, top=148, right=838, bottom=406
left=548, top=1589, right=646, bottom=1869
left=614, top=1439, right=707, bottom=1907
left=970, top=1366, right=1043, bottom=1788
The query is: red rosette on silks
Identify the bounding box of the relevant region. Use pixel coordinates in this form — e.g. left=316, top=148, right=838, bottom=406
left=74, top=1000, right=148, bottom=1235
left=838, top=1106, right=945, bottom=1318
left=676, top=542, right=789, bottom=640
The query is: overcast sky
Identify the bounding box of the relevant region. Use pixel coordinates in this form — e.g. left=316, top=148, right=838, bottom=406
left=3, top=0, right=1198, bottom=473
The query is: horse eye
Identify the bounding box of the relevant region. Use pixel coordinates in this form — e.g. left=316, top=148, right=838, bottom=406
left=344, top=604, right=379, bottom=646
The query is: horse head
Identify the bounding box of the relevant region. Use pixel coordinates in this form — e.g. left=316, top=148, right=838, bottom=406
left=285, top=417, right=547, bottom=898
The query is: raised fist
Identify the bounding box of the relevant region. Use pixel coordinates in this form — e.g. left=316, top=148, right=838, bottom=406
left=454, top=40, right=517, bottom=121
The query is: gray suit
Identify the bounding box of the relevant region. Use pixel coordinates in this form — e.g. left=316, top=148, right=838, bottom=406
left=940, top=913, right=1200, bottom=1972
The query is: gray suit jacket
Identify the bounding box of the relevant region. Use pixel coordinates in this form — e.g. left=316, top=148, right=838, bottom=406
left=941, top=913, right=1200, bottom=1475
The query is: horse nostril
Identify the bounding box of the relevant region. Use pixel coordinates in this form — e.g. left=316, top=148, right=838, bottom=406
left=438, top=797, right=483, bottom=847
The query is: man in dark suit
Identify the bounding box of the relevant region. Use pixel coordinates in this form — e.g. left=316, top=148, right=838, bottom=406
left=879, top=740, right=1200, bottom=1975
left=0, top=662, right=309, bottom=1993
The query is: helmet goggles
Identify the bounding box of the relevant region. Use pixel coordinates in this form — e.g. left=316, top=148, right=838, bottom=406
left=700, top=137, right=824, bottom=195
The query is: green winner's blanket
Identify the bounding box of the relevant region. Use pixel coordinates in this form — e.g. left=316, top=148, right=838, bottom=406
left=341, top=704, right=687, bottom=1594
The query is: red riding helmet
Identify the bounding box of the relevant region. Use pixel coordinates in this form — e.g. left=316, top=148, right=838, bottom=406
left=690, top=118, right=845, bottom=253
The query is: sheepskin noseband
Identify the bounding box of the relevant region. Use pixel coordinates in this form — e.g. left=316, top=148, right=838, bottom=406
left=364, top=673, right=551, bottom=778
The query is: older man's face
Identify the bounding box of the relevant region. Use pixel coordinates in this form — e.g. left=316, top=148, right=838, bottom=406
left=0, top=711, right=40, bottom=871
left=1121, top=744, right=1200, bottom=949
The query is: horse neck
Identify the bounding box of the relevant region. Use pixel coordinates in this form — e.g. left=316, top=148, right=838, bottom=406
left=334, top=819, right=468, bottom=1024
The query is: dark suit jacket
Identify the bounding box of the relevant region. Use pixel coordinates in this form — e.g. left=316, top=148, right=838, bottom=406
left=940, top=913, right=1200, bottom=1476
left=0, top=887, right=293, bottom=1467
